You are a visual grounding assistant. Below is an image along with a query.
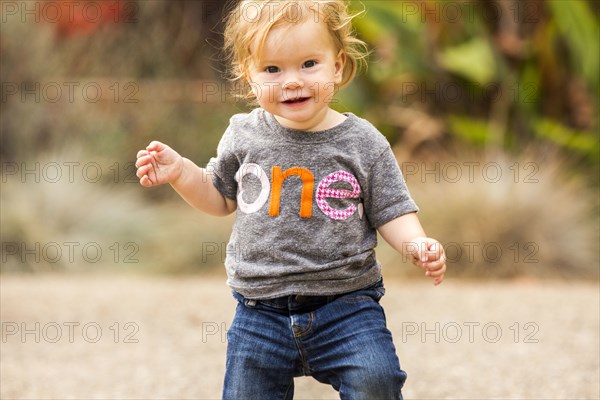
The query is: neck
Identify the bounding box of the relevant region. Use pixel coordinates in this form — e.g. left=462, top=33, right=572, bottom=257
left=274, top=108, right=346, bottom=132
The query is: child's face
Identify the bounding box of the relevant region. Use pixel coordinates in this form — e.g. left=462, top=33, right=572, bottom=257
left=248, top=18, right=345, bottom=131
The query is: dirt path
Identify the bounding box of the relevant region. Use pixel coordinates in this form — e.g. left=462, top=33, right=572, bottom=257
left=1, top=274, right=598, bottom=399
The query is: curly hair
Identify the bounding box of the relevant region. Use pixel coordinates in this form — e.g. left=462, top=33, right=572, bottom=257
left=223, top=0, right=368, bottom=100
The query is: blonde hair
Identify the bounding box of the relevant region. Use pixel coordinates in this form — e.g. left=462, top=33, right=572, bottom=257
left=223, top=0, right=368, bottom=100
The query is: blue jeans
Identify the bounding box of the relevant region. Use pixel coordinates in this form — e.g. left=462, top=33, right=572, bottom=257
left=223, top=279, right=406, bottom=399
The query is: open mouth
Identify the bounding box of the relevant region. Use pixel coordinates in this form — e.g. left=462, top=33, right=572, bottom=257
left=282, top=97, right=310, bottom=105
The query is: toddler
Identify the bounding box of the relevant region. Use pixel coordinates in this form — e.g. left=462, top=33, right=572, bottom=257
left=135, top=1, right=446, bottom=398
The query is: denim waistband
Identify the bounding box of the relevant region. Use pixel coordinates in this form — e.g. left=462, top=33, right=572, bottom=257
left=232, top=278, right=384, bottom=315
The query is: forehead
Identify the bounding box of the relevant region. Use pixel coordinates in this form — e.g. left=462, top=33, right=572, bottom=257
left=254, top=18, right=336, bottom=63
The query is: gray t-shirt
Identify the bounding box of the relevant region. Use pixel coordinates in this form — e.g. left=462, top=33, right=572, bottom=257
left=209, top=108, right=418, bottom=299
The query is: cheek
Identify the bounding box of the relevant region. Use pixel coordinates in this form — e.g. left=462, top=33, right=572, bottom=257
left=317, top=82, right=338, bottom=103
left=317, top=68, right=340, bottom=86
left=255, top=85, right=280, bottom=106
left=316, top=80, right=336, bottom=96
left=249, top=84, right=264, bottom=105
left=249, top=77, right=280, bottom=102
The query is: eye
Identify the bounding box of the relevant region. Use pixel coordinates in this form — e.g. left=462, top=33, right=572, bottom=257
left=265, top=66, right=280, bottom=73
left=303, top=60, right=317, bottom=68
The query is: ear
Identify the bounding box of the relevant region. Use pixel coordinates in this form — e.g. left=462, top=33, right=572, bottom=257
left=334, top=50, right=346, bottom=84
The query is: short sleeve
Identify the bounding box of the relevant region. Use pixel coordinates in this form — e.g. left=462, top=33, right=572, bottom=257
left=207, top=126, right=239, bottom=201
left=362, top=146, right=419, bottom=228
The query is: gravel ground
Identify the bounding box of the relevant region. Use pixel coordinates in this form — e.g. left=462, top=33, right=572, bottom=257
left=1, top=273, right=598, bottom=399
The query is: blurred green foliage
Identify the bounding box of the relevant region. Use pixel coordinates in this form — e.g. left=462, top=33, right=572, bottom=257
left=344, top=0, right=599, bottom=166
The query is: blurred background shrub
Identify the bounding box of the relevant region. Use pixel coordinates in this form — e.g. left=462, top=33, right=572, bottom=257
left=1, top=0, right=598, bottom=279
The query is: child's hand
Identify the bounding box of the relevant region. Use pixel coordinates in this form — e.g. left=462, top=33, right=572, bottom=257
left=135, top=141, right=184, bottom=187
left=410, top=237, right=446, bottom=286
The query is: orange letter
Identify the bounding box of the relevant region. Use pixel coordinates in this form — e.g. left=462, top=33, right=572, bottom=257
left=269, top=166, right=314, bottom=218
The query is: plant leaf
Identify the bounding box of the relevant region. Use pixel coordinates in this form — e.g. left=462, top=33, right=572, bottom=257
left=438, top=38, right=497, bottom=84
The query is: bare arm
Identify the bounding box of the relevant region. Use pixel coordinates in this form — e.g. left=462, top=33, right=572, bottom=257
left=135, top=141, right=236, bottom=217
left=170, top=157, right=236, bottom=216
left=378, top=212, right=446, bottom=285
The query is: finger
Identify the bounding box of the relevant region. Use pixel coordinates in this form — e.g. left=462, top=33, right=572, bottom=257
left=135, top=155, right=151, bottom=168
left=425, top=242, right=443, bottom=256
left=421, top=252, right=440, bottom=264
left=137, top=153, right=159, bottom=169
left=427, top=240, right=443, bottom=251
left=148, top=151, right=159, bottom=165
left=412, top=245, right=428, bottom=264
left=136, top=164, right=153, bottom=179
left=139, top=174, right=153, bottom=187
left=147, top=152, right=161, bottom=179
left=420, top=252, right=433, bottom=263
left=433, top=276, right=444, bottom=286
left=427, top=266, right=446, bottom=277
left=423, top=248, right=445, bottom=267
left=412, top=257, right=426, bottom=270
left=146, top=141, right=165, bottom=152
left=426, top=269, right=445, bottom=282
left=424, top=255, right=446, bottom=270
left=136, top=149, right=149, bottom=159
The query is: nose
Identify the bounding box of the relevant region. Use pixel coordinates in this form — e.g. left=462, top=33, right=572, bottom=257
left=282, top=72, right=304, bottom=90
